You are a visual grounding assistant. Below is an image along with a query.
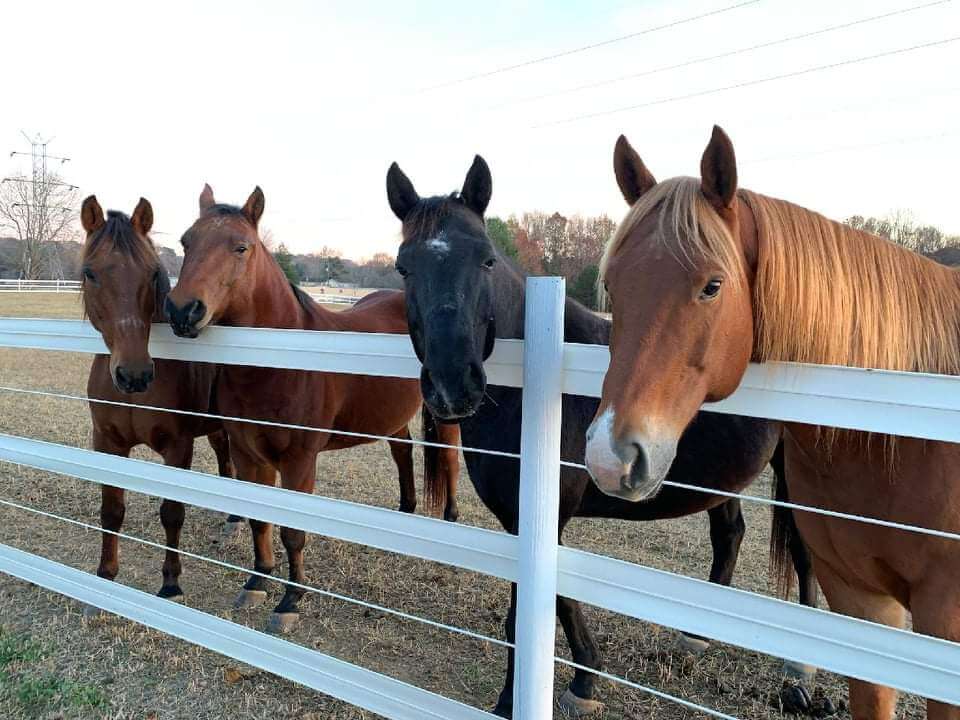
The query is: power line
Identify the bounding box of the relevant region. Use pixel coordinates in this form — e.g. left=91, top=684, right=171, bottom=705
left=495, top=0, right=952, bottom=109
left=744, top=128, right=960, bottom=165
left=535, top=33, right=960, bottom=127
left=413, top=0, right=761, bottom=94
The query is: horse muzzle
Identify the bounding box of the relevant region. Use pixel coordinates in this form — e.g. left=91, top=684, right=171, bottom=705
left=165, top=297, right=208, bottom=338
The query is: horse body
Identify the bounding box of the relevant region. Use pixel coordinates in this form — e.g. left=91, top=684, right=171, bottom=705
left=386, top=159, right=815, bottom=717
left=165, top=186, right=460, bottom=632
left=80, top=197, right=235, bottom=602
left=595, top=126, right=960, bottom=719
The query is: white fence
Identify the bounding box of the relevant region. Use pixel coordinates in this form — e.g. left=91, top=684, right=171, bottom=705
left=0, top=278, right=81, bottom=293
left=0, top=277, right=959, bottom=718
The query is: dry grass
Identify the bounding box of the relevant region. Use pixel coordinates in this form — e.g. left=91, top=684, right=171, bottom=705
left=0, top=293, right=928, bottom=719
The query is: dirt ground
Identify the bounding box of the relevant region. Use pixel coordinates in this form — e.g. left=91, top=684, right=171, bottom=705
left=0, top=293, right=928, bottom=719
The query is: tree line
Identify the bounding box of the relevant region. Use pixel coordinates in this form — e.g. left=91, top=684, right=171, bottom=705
left=3, top=198, right=959, bottom=302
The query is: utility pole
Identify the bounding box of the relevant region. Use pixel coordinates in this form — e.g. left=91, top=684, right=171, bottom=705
left=2, top=133, right=77, bottom=279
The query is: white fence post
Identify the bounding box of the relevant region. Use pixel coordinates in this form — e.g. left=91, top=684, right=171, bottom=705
left=515, top=276, right=565, bottom=719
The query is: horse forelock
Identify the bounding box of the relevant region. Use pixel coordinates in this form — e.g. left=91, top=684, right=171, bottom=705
left=598, top=177, right=740, bottom=310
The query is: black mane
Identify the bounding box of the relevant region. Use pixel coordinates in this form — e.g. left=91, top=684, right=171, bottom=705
left=81, top=210, right=169, bottom=322
left=86, top=211, right=141, bottom=258
left=206, top=203, right=247, bottom=217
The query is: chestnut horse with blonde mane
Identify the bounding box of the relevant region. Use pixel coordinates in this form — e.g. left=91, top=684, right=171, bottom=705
left=164, top=185, right=461, bottom=632
left=80, top=196, right=237, bottom=603
left=590, top=126, right=960, bottom=719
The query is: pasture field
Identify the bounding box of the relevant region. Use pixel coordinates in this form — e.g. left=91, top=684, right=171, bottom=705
left=0, top=293, right=926, bottom=719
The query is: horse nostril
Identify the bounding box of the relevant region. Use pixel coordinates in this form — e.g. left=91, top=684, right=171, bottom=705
left=186, top=299, right=206, bottom=325
left=115, top=366, right=130, bottom=385
left=620, top=443, right=649, bottom=491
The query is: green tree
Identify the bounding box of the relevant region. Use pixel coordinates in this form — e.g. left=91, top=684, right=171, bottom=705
left=486, top=216, right=518, bottom=260
left=568, top=264, right=599, bottom=310
left=273, top=243, right=301, bottom=283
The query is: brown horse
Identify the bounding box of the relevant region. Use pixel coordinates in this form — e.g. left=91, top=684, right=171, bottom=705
left=164, top=185, right=461, bottom=632
left=80, top=195, right=237, bottom=603
left=591, top=127, right=960, bottom=719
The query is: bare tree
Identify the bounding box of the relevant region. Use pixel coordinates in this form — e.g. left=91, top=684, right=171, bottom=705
left=0, top=171, right=79, bottom=279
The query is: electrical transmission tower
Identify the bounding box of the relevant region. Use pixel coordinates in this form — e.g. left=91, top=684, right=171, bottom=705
left=2, top=132, right=77, bottom=279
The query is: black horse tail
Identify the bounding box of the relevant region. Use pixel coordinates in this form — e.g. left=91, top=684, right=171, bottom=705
left=769, top=440, right=797, bottom=599
left=422, top=404, right=448, bottom=517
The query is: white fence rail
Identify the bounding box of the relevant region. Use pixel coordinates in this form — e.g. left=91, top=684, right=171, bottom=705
left=1, top=278, right=960, bottom=717
left=0, top=279, right=81, bottom=293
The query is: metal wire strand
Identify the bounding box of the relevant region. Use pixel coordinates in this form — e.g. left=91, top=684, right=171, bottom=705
left=0, top=493, right=514, bottom=651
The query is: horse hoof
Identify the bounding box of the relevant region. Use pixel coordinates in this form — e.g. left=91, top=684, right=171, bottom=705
left=234, top=589, right=268, bottom=609
left=676, top=632, right=711, bottom=654
left=220, top=519, right=244, bottom=541
left=267, top=612, right=299, bottom=634
left=779, top=683, right=813, bottom=715
left=783, top=660, right=817, bottom=683
left=559, top=689, right=604, bottom=717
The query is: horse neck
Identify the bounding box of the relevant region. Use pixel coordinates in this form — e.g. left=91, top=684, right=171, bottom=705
left=492, top=255, right=610, bottom=345
left=239, top=248, right=337, bottom=330
left=151, top=267, right=171, bottom=324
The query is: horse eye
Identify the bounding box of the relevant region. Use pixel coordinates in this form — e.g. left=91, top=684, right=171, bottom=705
left=483, top=258, right=496, bottom=270
left=82, top=267, right=96, bottom=282
left=699, top=278, right=723, bottom=301
left=395, top=264, right=408, bottom=278
left=235, top=245, right=248, bottom=255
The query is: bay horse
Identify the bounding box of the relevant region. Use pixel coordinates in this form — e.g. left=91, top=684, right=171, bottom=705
left=163, top=185, right=461, bottom=633
left=80, top=195, right=237, bottom=603
left=385, top=157, right=817, bottom=717
left=591, top=126, right=960, bottom=720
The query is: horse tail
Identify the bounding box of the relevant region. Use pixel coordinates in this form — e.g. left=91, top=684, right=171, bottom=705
left=769, top=440, right=796, bottom=599
left=422, top=404, right=448, bottom=517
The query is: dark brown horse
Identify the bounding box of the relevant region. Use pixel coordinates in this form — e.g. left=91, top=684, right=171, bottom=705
left=164, top=185, right=461, bottom=632
left=594, top=127, right=960, bottom=720
left=80, top=195, right=237, bottom=603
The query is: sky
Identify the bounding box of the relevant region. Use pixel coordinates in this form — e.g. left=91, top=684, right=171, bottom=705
left=2, top=0, right=958, bottom=259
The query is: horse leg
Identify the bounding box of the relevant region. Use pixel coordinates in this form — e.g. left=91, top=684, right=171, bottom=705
left=87, top=432, right=130, bottom=619
left=157, top=439, right=193, bottom=602
left=493, top=583, right=519, bottom=718
left=92, top=432, right=129, bottom=583
left=388, top=428, right=417, bottom=514
left=556, top=595, right=604, bottom=717
left=816, top=559, right=905, bottom=720
left=909, top=579, right=960, bottom=720
left=207, top=429, right=243, bottom=539
left=269, top=455, right=317, bottom=634
left=678, top=498, right=745, bottom=655
left=437, top=421, right=461, bottom=522
left=770, top=444, right=820, bottom=684
left=232, top=449, right=277, bottom=610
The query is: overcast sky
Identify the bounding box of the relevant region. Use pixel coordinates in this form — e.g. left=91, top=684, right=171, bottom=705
left=2, top=0, right=957, bottom=258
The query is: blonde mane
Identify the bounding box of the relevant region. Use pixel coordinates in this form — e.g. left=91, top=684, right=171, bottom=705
left=602, top=178, right=960, bottom=376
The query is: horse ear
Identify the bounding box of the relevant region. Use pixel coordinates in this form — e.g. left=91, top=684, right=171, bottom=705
left=386, top=162, right=420, bottom=221
left=614, top=135, right=656, bottom=206
left=199, top=183, right=216, bottom=212
left=243, top=186, right=265, bottom=228
left=700, top=125, right=738, bottom=211
left=131, top=197, right=153, bottom=235
left=81, top=195, right=105, bottom=233
left=461, top=155, right=492, bottom=218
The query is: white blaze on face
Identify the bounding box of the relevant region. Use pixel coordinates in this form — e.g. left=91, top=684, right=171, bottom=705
left=427, top=233, right=450, bottom=255
left=585, top=407, right=632, bottom=492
